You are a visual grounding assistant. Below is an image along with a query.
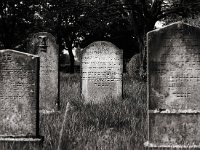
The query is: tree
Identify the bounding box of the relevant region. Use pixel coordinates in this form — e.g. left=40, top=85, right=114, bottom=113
left=53, top=0, right=200, bottom=74
left=117, top=0, right=200, bottom=75
left=0, top=0, right=50, bottom=50
left=46, top=0, right=131, bottom=73
left=1, top=0, right=199, bottom=75
left=0, top=0, right=31, bottom=49
left=45, top=1, right=89, bottom=73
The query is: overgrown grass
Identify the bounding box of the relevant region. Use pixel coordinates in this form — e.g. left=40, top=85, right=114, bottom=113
left=40, top=73, right=147, bottom=150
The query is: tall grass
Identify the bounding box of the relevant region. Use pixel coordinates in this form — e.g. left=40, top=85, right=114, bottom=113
left=40, top=73, right=147, bottom=150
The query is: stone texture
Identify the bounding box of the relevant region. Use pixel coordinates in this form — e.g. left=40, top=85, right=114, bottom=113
left=145, top=145, right=200, bottom=150
left=0, top=137, right=43, bottom=150
left=27, top=32, right=59, bottom=112
left=126, top=53, right=141, bottom=80
left=146, top=22, right=200, bottom=148
left=0, top=50, right=39, bottom=137
left=149, top=113, right=200, bottom=145
left=81, top=41, right=123, bottom=103
left=148, top=22, right=200, bottom=111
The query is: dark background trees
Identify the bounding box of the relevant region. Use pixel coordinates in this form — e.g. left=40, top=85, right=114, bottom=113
left=0, top=0, right=33, bottom=49
left=0, top=0, right=199, bottom=73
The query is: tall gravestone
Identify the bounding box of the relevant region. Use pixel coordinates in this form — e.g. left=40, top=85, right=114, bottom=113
left=0, top=50, right=42, bottom=149
left=145, top=22, right=200, bottom=149
left=81, top=41, right=123, bottom=103
left=27, top=32, right=59, bottom=112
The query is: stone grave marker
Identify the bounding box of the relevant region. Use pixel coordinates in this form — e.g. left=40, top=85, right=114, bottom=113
left=27, top=32, right=59, bottom=112
left=81, top=41, right=123, bottom=103
left=145, top=22, right=200, bottom=149
left=0, top=49, right=42, bottom=149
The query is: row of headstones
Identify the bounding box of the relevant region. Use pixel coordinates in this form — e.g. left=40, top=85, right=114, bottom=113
left=1, top=21, right=199, bottom=149
left=0, top=32, right=123, bottom=149
left=82, top=22, right=200, bottom=149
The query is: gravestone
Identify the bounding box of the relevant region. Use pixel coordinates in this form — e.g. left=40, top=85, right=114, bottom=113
left=81, top=41, right=123, bottom=103
left=145, top=22, right=200, bottom=149
left=0, top=49, right=42, bottom=149
left=27, top=32, right=59, bottom=112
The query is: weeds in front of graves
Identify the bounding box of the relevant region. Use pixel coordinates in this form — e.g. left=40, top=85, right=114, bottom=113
left=40, top=73, right=147, bottom=150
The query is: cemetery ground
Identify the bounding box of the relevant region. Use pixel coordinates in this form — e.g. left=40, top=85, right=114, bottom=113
left=40, top=72, right=147, bottom=150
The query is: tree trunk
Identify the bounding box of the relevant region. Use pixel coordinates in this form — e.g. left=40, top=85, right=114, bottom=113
left=68, top=44, right=75, bottom=74
left=136, top=18, right=157, bottom=79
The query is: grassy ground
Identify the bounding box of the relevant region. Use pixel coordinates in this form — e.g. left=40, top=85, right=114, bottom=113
left=40, top=73, right=147, bottom=150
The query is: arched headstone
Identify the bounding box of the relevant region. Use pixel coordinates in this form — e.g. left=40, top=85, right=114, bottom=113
left=81, top=41, right=123, bottom=103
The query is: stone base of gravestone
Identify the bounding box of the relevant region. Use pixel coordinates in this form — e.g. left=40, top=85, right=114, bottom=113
left=144, top=113, right=200, bottom=149
left=0, top=137, right=43, bottom=150
left=144, top=143, right=200, bottom=150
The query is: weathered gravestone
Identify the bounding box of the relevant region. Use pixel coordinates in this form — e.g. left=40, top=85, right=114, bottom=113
left=0, top=50, right=42, bottom=149
left=81, top=41, right=123, bottom=103
left=145, top=22, right=200, bottom=149
left=27, top=32, right=59, bottom=112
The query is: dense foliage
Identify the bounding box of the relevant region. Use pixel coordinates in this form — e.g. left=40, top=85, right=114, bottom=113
left=0, top=0, right=199, bottom=73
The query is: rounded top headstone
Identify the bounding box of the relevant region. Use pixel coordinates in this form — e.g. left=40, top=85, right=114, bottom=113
left=81, top=41, right=123, bottom=103
left=82, top=41, right=122, bottom=55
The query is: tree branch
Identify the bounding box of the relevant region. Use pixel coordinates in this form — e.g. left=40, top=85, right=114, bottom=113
left=150, top=0, right=163, bottom=18
left=157, top=6, right=184, bottom=20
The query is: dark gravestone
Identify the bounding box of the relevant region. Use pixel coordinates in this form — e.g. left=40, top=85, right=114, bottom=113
left=0, top=50, right=42, bottom=149
left=81, top=41, right=123, bottom=103
left=145, top=22, right=200, bottom=149
left=27, top=32, right=59, bottom=112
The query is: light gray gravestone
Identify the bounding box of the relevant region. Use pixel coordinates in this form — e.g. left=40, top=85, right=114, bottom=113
left=27, top=32, right=59, bottom=113
left=0, top=49, right=42, bottom=150
left=81, top=41, right=123, bottom=103
left=145, top=22, right=200, bottom=149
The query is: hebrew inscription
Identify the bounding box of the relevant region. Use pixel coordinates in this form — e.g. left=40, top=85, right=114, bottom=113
left=146, top=22, right=200, bottom=147
left=148, top=23, right=200, bottom=110
left=0, top=50, right=39, bottom=136
left=81, top=41, right=123, bottom=103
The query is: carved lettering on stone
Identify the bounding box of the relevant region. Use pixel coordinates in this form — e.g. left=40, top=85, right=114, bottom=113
left=146, top=22, right=200, bottom=147
left=81, top=41, right=123, bottom=103
left=0, top=50, right=39, bottom=136
left=148, top=23, right=200, bottom=110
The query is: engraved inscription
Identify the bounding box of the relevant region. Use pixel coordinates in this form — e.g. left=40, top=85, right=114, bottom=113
left=0, top=50, right=38, bottom=136
left=149, top=23, right=200, bottom=110
left=147, top=22, right=200, bottom=147
left=81, top=41, right=123, bottom=103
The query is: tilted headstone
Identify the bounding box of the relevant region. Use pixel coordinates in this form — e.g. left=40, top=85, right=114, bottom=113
left=0, top=50, right=42, bottom=149
left=145, top=22, right=200, bottom=148
left=81, top=41, right=123, bottom=103
left=27, top=32, right=59, bottom=112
